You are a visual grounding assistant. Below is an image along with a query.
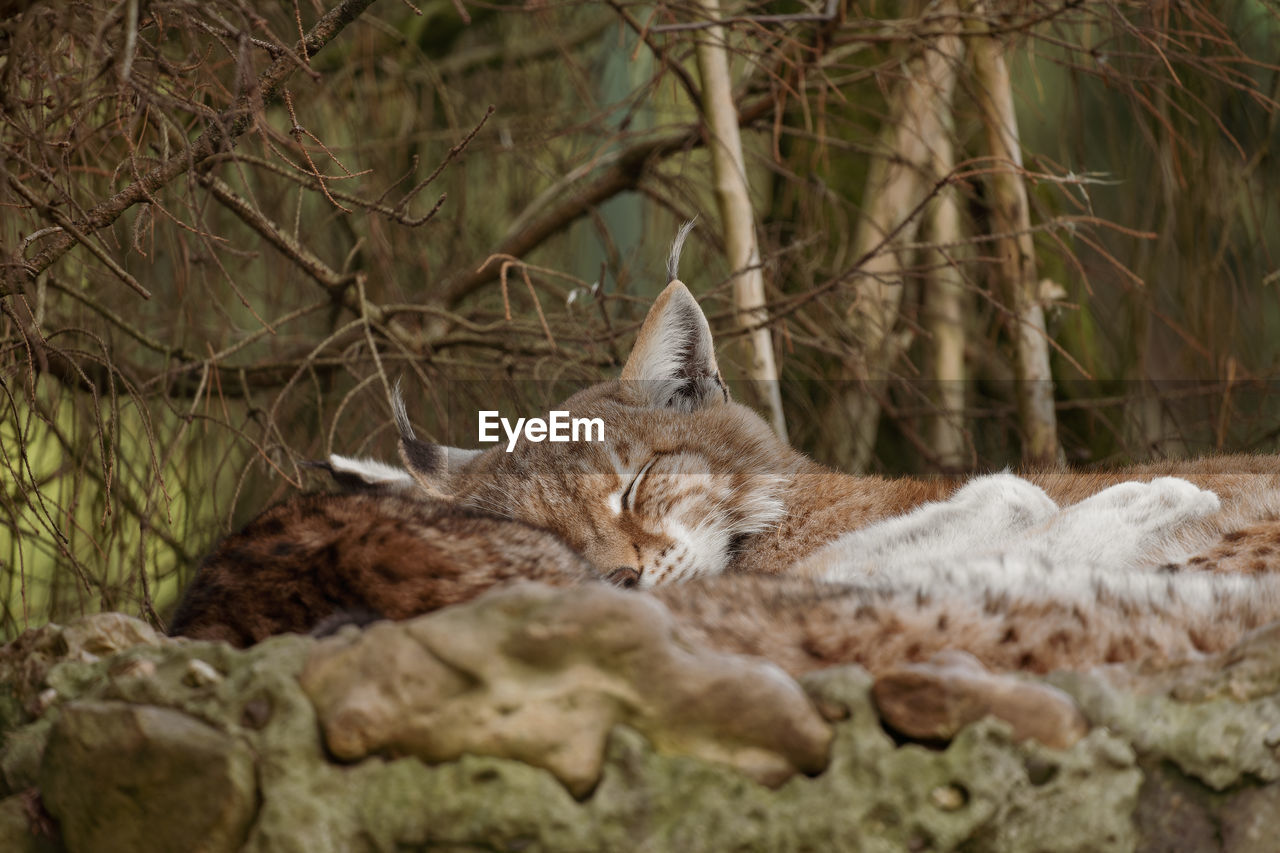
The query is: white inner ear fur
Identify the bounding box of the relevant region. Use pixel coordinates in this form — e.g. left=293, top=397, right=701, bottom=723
left=620, top=281, right=721, bottom=384
left=327, top=454, right=416, bottom=488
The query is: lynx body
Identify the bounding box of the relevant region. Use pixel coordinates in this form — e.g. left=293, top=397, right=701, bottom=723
left=395, top=276, right=1280, bottom=590
left=173, top=238, right=1280, bottom=675
left=169, top=493, right=595, bottom=646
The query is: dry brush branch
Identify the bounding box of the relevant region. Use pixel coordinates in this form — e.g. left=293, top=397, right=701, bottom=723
left=9, top=0, right=382, bottom=295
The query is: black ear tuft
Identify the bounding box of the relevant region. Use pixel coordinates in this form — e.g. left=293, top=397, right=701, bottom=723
left=392, top=378, right=441, bottom=477
left=391, top=377, right=416, bottom=441
left=391, top=380, right=482, bottom=494
left=667, top=218, right=697, bottom=282
left=399, top=435, right=443, bottom=478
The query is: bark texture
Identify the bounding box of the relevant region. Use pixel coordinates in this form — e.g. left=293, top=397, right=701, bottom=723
left=692, top=0, right=788, bottom=441
left=831, top=9, right=964, bottom=471
left=968, top=7, right=1062, bottom=467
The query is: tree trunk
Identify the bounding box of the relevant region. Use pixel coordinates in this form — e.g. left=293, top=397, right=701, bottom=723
left=828, top=6, right=964, bottom=471
left=923, top=117, right=969, bottom=470
left=691, top=0, right=788, bottom=442
left=968, top=10, right=1061, bottom=467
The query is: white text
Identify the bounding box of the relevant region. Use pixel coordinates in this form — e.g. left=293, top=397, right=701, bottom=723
left=478, top=411, right=605, bottom=452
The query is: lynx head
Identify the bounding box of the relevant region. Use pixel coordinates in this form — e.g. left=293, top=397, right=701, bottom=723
left=391, top=271, right=795, bottom=587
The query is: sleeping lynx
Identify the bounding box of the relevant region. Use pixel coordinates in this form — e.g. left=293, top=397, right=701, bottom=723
left=381, top=232, right=1280, bottom=588
left=174, top=232, right=1280, bottom=675
left=370, top=237, right=1280, bottom=672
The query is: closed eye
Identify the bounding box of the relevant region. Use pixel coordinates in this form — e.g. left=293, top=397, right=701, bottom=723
left=621, top=458, right=657, bottom=512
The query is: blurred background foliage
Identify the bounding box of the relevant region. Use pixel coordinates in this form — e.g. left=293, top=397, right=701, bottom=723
left=0, top=0, right=1277, bottom=635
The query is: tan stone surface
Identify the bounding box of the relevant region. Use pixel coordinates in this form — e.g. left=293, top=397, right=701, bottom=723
left=300, top=581, right=834, bottom=795
left=871, top=650, right=1089, bottom=749
left=39, top=701, right=256, bottom=853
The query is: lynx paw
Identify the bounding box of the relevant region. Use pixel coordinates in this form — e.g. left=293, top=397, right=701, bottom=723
left=947, top=473, right=1058, bottom=531
left=1080, top=477, right=1220, bottom=528
left=871, top=651, right=1088, bottom=750
left=808, top=473, right=1057, bottom=582
left=1027, top=477, right=1221, bottom=571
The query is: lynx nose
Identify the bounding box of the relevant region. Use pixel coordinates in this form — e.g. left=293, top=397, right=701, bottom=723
left=606, top=567, right=641, bottom=589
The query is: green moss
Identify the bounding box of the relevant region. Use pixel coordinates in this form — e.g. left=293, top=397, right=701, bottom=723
left=16, top=619, right=1280, bottom=851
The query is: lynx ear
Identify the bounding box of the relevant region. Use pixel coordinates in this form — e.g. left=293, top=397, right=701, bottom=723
left=396, top=439, right=483, bottom=496
left=311, top=455, right=417, bottom=494
left=620, top=279, right=728, bottom=411
left=392, top=382, right=483, bottom=495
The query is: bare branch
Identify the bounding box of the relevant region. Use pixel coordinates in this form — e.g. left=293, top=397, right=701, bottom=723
left=14, top=0, right=382, bottom=289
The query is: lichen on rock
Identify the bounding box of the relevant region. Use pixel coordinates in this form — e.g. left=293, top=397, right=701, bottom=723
left=1050, top=621, right=1280, bottom=791
left=2, top=594, right=1280, bottom=851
